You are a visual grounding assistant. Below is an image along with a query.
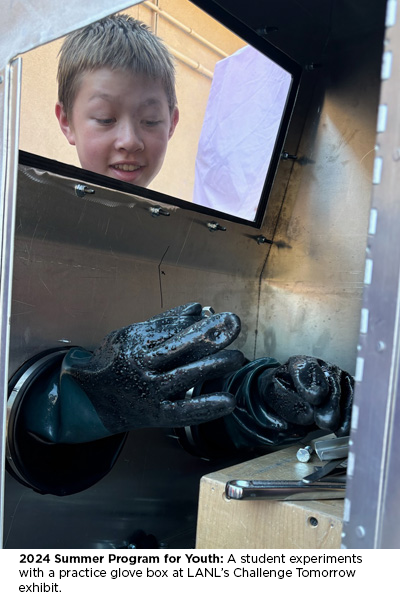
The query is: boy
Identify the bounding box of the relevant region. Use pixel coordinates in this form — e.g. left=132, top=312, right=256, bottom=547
left=55, top=14, right=179, bottom=188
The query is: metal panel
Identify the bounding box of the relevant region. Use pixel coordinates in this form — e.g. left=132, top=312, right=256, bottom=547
left=4, top=162, right=269, bottom=549
left=0, top=58, right=22, bottom=550
left=0, top=0, right=153, bottom=553
left=342, top=1, right=400, bottom=549
left=0, top=1, right=140, bottom=69
left=10, top=164, right=266, bottom=366
left=255, top=26, right=384, bottom=374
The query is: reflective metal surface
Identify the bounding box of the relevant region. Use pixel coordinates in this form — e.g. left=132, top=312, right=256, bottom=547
left=342, top=3, right=400, bottom=549
left=5, top=160, right=265, bottom=548
left=4, top=429, right=230, bottom=549
left=0, top=1, right=137, bottom=67
left=1, top=0, right=395, bottom=549
left=254, top=28, right=384, bottom=373
left=0, top=58, right=22, bottom=548
left=225, top=479, right=346, bottom=502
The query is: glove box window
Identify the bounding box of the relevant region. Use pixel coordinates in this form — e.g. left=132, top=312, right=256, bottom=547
left=17, top=0, right=301, bottom=228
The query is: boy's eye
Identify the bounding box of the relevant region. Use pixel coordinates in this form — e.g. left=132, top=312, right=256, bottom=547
left=95, top=118, right=115, bottom=125
left=143, top=120, right=162, bottom=127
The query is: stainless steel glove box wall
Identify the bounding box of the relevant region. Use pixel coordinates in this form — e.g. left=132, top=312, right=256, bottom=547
left=2, top=0, right=390, bottom=548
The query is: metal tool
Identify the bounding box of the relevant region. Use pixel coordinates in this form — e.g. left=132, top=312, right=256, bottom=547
left=225, top=478, right=346, bottom=501
left=302, top=458, right=346, bottom=484
left=313, top=436, right=350, bottom=461
left=225, top=457, right=347, bottom=501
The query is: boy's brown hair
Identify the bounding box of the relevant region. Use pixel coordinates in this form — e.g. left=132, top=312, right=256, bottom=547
left=57, top=14, right=177, bottom=119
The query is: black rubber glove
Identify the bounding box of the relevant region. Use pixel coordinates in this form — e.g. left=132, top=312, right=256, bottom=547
left=256, top=355, right=353, bottom=438
left=176, top=355, right=353, bottom=458
left=23, top=303, right=244, bottom=444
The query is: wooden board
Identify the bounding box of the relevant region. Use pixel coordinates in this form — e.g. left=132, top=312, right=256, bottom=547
left=196, top=442, right=344, bottom=549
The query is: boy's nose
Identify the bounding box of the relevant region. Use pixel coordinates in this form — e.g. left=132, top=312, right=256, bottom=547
left=115, top=122, right=144, bottom=153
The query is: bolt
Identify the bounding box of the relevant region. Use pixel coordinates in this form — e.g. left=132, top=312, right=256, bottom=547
left=150, top=205, right=170, bottom=217
left=281, top=151, right=298, bottom=160
left=305, top=63, right=323, bottom=71
left=207, top=221, right=226, bottom=232
left=75, top=184, right=95, bottom=198
left=256, top=26, right=279, bottom=36
left=256, top=235, right=273, bottom=245
left=296, top=445, right=314, bottom=463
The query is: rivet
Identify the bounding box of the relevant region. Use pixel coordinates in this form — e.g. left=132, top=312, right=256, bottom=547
left=377, top=340, right=386, bottom=352
left=355, top=525, right=366, bottom=539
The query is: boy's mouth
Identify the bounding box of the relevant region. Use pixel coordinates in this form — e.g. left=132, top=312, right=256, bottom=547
left=109, top=162, right=146, bottom=184
left=111, top=163, right=142, bottom=172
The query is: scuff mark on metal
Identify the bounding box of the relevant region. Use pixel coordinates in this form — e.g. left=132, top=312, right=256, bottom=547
left=175, top=218, right=194, bottom=266
left=39, top=277, right=53, bottom=296
left=158, top=246, right=170, bottom=308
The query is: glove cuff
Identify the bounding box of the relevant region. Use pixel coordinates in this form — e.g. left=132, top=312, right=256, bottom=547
left=21, top=347, right=111, bottom=444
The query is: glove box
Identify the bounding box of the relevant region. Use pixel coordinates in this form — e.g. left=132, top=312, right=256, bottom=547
left=1, top=0, right=399, bottom=549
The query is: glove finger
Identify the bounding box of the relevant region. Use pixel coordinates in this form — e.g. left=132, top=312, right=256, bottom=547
left=335, top=371, right=354, bottom=437
left=288, top=355, right=329, bottom=405
left=155, top=349, right=245, bottom=397
left=258, top=366, right=315, bottom=426
left=314, top=365, right=342, bottom=431
left=155, top=392, right=237, bottom=427
left=118, top=304, right=205, bottom=353
left=149, top=310, right=204, bottom=336
left=143, top=312, right=241, bottom=371
left=146, top=302, right=203, bottom=322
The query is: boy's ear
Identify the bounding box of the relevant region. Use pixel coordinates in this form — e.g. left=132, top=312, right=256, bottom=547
left=168, top=106, right=179, bottom=140
left=55, top=102, right=76, bottom=146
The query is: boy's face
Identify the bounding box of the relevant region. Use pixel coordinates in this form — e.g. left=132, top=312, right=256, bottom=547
left=56, top=68, right=179, bottom=188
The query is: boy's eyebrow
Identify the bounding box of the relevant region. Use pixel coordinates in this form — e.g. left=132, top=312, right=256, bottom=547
left=88, top=93, right=164, bottom=108
left=142, top=98, right=163, bottom=107
left=89, top=92, right=114, bottom=102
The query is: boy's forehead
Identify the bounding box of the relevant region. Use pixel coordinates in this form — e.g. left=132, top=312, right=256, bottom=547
left=77, top=68, right=170, bottom=105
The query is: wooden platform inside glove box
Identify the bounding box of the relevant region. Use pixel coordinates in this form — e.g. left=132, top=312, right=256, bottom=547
left=196, top=441, right=344, bottom=549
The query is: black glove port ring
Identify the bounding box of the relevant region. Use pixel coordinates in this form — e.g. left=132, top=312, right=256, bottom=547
left=6, top=348, right=127, bottom=496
